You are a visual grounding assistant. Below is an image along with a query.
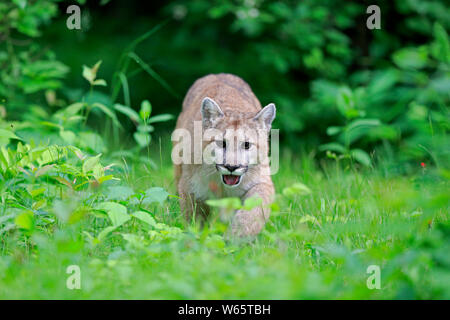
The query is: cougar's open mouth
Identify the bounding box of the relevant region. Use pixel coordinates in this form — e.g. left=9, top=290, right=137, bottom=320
left=222, top=174, right=241, bottom=186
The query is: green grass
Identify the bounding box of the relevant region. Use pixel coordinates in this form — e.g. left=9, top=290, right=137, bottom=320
left=0, top=142, right=449, bottom=299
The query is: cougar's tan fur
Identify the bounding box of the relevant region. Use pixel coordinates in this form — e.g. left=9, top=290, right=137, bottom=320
left=173, top=73, right=276, bottom=238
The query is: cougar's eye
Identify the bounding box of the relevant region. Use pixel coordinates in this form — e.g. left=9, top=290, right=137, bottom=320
left=243, top=142, right=251, bottom=150
left=216, top=140, right=226, bottom=149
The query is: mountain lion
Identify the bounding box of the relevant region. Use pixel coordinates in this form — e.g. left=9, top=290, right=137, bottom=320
left=173, top=73, right=276, bottom=238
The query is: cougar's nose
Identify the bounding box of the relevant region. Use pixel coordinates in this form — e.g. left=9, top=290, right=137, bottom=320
left=224, top=165, right=239, bottom=172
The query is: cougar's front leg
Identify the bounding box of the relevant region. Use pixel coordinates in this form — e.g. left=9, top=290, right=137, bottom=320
left=229, top=183, right=274, bottom=238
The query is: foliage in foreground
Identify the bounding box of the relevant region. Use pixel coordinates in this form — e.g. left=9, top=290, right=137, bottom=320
left=0, top=148, right=448, bottom=299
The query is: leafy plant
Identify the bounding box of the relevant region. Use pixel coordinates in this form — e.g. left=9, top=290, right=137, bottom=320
left=114, top=100, right=173, bottom=149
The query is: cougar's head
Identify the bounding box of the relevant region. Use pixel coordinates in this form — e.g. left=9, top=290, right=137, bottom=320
left=201, top=97, right=276, bottom=187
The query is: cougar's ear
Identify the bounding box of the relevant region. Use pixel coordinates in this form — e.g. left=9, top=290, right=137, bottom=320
left=253, top=103, right=276, bottom=130
left=201, top=97, right=224, bottom=127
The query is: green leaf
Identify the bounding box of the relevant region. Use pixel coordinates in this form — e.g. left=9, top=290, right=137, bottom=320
left=137, top=124, right=154, bottom=133
left=134, top=132, right=151, bottom=148
left=106, top=186, right=134, bottom=201
left=82, top=66, right=94, bottom=84
left=392, top=47, right=428, bottom=69
left=319, top=142, right=347, bottom=154
left=62, top=102, right=85, bottom=116
left=82, top=154, right=102, bottom=174
left=336, top=87, right=355, bottom=119
left=82, top=60, right=102, bottom=85
left=344, top=119, right=381, bottom=145
left=283, top=183, right=311, bottom=198
left=132, top=211, right=156, bottom=226
left=350, top=149, right=372, bottom=166
left=243, top=197, right=263, bottom=210
left=326, top=126, right=342, bottom=136
left=147, top=114, right=174, bottom=123
left=206, top=197, right=242, bottom=210
left=0, top=129, right=22, bottom=141
left=92, top=103, right=121, bottom=128
left=78, top=132, right=106, bottom=154
left=140, top=100, right=152, bottom=120
left=13, top=0, right=27, bottom=9
left=346, top=118, right=381, bottom=131
left=97, top=226, right=117, bottom=241
left=59, top=130, right=76, bottom=144
left=15, top=211, right=34, bottom=230
left=432, top=23, right=450, bottom=63
left=114, top=104, right=141, bottom=123
left=143, top=187, right=169, bottom=205
left=96, top=202, right=130, bottom=227
left=93, top=79, right=107, bottom=86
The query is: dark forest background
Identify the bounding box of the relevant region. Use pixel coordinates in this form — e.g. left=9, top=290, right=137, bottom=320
left=1, top=0, right=449, bottom=171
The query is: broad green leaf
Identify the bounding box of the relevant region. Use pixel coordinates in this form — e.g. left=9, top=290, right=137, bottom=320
left=78, top=131, right=106, bottom=154
left=60, top=130, right=76, bottom=144
left=344, top=119, right=381, bottom=145
left=132, top=211, right=156, bottom=226
left=98, top=226, right=117, bottom=241
left=96, top=202, right=130, bottom=227
left=319, top=142, right=347, bottom=154
left=206, top=197, right=242, bottom=210
left=82, top=154, right=102, bottom=173
left=15, top=211, right=34, bottom=230
left=346, top=118, right=381, bottom=131
left=350, top=149, right=372, bottom=166
left=106, top=186, right=134, bottom=201
left=392, top=47, right=428, bottom=69
left=243, top=197, right=263, bottom=210
left=30, top=187, right=46, bottom=198
left=63, top=102, right=85, bottom=116
left=143, top=187, right=169, bottom=205
left=0, top=129, right=22, bottom=141
left=37, top=146, right=66, bottom=166
left=92, top=163, right=104, bottom=180
left=283, top=183, right=311, bottom=198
